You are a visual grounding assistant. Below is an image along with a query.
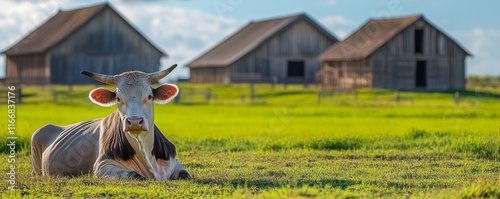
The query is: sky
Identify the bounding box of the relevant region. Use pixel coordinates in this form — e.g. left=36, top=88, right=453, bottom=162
left=1, top=0, right=499, bottom=80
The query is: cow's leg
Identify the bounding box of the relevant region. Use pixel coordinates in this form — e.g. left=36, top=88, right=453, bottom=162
left=170, top=159, right=190, bottom=180
left=31, top=124, right=64, bottom=175
left=94, top=159, right=147, bottom=180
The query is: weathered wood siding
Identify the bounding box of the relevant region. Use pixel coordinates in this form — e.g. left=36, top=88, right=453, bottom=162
left=190, top=67, right=229, bottom=83
left=6, top=54, right=49, bottom=85
left=371, top=19, right=467, bottom=90
left=322, top=59, right=372, bottom=89
left=49, top=7, right=162, bottom=84
left=231, top=19, right=336, bottom=84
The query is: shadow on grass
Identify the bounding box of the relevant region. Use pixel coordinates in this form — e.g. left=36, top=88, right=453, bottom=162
left=459, top=90, right=500, bottom=98
left=22, top=92, right=38, bottom=98
left=1, top=137, right=30, bottom=155
left=194, top=178, right=360, bottom=189
left=386, top=181, right=451, bottom=189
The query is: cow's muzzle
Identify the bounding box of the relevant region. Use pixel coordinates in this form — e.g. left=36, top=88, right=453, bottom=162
left=124, top=116, right=148, bottom=134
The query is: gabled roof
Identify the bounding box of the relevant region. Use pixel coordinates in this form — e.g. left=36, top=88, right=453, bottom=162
left=318, top=15, right=471, bottom=61
left=188, top=13, right=338, bottom=68
left=3, top=3, right=165, bottom=56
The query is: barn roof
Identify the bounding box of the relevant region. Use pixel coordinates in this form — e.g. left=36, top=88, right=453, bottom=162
left=3, top=3, right=165, bottom=56
left=318, top=15, right=471, bottom=61
left=188, top=13, right=338, bottom=68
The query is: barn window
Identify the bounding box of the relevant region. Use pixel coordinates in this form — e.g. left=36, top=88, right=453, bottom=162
left=287, top=61, right=305, bottom=78
left=414, top=29, right=424, bottom=54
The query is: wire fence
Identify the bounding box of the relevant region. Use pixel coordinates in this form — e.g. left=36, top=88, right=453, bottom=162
left=2, top=82, right=500, bottom=106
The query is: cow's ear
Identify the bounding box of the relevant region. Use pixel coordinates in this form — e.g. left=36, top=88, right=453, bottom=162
left=153, top=83, right=178, bottom=104
left=89, top=87, right=116, bottom=107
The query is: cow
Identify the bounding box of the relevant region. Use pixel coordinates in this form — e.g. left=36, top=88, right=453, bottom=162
left=30, top=64, right=190, bottom=180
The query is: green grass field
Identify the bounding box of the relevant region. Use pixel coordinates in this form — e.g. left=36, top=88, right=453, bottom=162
left=1, top=84, right=500, bottom=198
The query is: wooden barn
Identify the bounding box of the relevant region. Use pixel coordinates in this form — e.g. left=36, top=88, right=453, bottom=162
left=318, top=15, right=470, bottom=91
left=3, top=3, right=165, bottom=85
left=187, top=13, right=338, bottom=84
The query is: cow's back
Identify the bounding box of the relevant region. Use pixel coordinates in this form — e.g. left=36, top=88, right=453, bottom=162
left=41, top=119, right=102, bottom=176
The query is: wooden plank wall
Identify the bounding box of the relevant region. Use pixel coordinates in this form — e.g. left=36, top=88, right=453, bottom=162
left=50, top=54, right=159, bottom=84
left=324, top=59, right=372, bottom=89
left=370, top=19, right=467, bottom=90
left=48, top=7, right=162, bottom=84
left=6, top=54, right=49, bottom=85
left=231, top=19, right=336, bottom=84
left=190, top=67, right=229, bottom=83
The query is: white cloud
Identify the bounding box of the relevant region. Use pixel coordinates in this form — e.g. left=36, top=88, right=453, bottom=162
left=0, top=0, right=64, bottom=46
left=319, top=15, right=356, bottom=39
left=325, top=0, right=338, bottom=5
left=112, top=1, right=243, bottom=80
left=0, top=0, right=242, bottom=80
left=452, top=28, right=500, bottom=76
left=0, top=0, right=66, bottom=78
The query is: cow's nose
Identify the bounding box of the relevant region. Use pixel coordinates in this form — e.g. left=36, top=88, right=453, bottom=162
left=124, top=116, right=146, bottom=132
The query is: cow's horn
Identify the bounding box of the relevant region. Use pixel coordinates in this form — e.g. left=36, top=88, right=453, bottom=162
left=81, top=71, right=115, bottom=85
left=148, top=64, right=177, bottom=83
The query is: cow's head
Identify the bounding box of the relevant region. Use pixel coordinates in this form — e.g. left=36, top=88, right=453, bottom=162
left=82, top=64, right=178, bottom=135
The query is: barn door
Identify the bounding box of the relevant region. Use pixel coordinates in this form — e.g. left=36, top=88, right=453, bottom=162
left=415, top=61, right=427, bottom=88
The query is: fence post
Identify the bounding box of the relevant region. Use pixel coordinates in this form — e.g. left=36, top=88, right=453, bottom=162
left=316, top=91, right=321, bottom=105
left=174, top=91, right=181, bottom=104
left=454, top=91, right=460, bottom=106
left=249, top=83, right=255, bottom=104
left=205, top=88, right=211, bottom=104
left=17, top=87, right=22, bottom=104
left=241, top=94, right=245, bottom=104
left=271, top=76, right=278, bottom=90
left=395, top=90, right=400, bottom=102
left=53, top=90, right=57, bottom=103
left=353, top=89, right=357, bottom=101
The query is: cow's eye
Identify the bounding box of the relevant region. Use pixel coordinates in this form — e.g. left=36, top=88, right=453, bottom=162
left=148, top=95, right=153, bottom=100
left=116, top=97, right=121, bottom=102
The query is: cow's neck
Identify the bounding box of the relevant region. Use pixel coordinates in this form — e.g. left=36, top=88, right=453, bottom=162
left=121, top=126, right=157, bottom=179
left=100, top=111, right=163, bottom=179
left=101, top=111, right=172, bottom=180
left=126, top=122, right=156, bottom=170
